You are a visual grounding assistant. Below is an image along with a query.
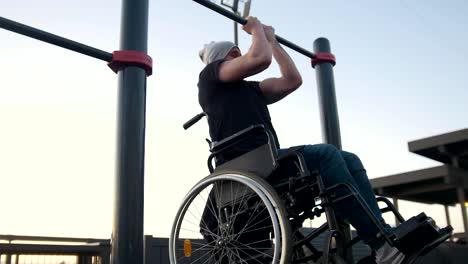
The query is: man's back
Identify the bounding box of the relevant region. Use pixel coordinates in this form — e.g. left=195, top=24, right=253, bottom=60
left=198, top=60, right=279, bottom=162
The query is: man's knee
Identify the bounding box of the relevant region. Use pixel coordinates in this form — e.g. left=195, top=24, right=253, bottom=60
left=341, top=151, right=360, bottom=163
left=341, top=150, right=366, bottom=173
left=303, top=143, right=341, bottom=163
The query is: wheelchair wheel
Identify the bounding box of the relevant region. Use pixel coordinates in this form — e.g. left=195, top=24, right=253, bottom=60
left=169, top=170, right=292, bottom=264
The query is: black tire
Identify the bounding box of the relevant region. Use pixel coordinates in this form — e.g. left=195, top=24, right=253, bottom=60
left=330, top=255, right=347, bottom=264
left=169, top=170, right=292, bottom=264
left=356, top=255, right=376, bottom=264
left=315, top=255, right=348, bottom=264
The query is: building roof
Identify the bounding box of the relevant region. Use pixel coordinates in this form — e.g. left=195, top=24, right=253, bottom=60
left=371, top=128, right=468, bottom=205
left=408, top=128, right=468, bottom=169
left=371, top=165, right=467, bottom=205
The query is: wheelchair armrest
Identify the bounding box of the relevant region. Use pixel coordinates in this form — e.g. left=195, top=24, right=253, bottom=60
left=277, top=146, right=310, bottom=178
left=376, top=196, right=405, bottom=224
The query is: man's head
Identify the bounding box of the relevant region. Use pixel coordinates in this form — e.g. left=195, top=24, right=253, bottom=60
left=199, top=41, right=240, bottom=65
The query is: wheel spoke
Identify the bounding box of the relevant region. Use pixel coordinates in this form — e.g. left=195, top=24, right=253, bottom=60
left=228, top=181, right=249, bottom=232
left=171, top=173, right=287, bottom=264
left=236, top=245, right=271, bottom=264
left=232, top=204, right=268, bottom=240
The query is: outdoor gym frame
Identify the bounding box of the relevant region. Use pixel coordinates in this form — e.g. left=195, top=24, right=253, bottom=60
left=1, top=0, right=346, bottom=262
left=0, top=0, right=150, bottom=263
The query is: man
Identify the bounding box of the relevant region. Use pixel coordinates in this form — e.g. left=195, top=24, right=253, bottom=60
left=198, top=16, right=405, bottom=263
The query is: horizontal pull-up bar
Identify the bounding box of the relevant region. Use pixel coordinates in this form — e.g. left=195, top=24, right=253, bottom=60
left=193, top=0, right=316, bottom=59
left=0, top=16, right=113, bottom=62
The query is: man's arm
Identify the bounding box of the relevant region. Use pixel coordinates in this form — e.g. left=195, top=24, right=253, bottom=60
left=218, top=17, right=272, bottom=82
left=259, top=26, right=302, bottom=104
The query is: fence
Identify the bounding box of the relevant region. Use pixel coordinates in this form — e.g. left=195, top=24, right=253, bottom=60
left=0, top=235, right=110, bottom=264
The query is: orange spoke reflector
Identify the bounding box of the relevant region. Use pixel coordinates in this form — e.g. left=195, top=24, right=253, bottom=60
left=184, top=239, right=192, bottom=257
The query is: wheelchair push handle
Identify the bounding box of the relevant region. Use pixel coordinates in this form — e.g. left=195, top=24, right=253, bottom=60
left=183, top=112, right=206, bottom=130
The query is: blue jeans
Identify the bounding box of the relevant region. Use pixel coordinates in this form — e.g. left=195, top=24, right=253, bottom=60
left=278, top=144, right=392, bottom=249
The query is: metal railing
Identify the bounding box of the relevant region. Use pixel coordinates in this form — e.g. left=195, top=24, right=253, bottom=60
left=0, top=235, right=110, bottom=264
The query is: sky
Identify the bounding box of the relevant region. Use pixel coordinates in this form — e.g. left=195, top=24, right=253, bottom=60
left=0, top=0, right=467, bottom=240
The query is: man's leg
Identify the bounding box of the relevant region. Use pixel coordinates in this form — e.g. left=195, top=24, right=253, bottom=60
left=296, top=144, right=389, bottom=248
left=340, top=151, right=392, bottom=232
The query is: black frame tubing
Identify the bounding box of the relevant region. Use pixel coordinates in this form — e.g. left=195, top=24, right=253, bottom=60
left=193, top=0, right=316, bottom=59
left=111, top=0, right=149, bottom=264
left=0, top=16, right=112, bottom=62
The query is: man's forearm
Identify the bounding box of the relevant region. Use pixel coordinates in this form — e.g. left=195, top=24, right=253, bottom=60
left=247, top=27, right=272, bottom=63
left=271, top=40, right=301, bottom=80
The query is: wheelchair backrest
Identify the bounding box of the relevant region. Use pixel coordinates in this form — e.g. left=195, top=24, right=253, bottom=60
left=207, top=124, right=278, bottom=173
left=214, top=143, right=277, bottom=179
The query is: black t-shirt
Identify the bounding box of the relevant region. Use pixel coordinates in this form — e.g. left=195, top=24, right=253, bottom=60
left=198, top=59, right=280, bottom=161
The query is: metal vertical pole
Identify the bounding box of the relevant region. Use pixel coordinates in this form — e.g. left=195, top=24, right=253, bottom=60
left=111, top=0, right=149, bottom=263
left=313, top=38, right=342, bottom=149
left=313, top=38, right=351, bottom=262
left=233, top=0, right=239, bottom=46
left=451, top=156, right=468, bottom=242
left=233, top=20, right=238, bottom=45
left=393, top=198, right=400, bottom=226
left=456, top=187, right=468, bottom=242
left=444, top=205, right=451, bottom=227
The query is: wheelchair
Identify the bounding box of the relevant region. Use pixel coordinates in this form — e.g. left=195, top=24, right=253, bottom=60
left=169, top=113, right=453, bottom=264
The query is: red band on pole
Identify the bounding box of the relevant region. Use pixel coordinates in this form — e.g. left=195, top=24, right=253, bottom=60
left=108, top=50, right=153, bottom=76
left=311, top=52, right=336, bottom=68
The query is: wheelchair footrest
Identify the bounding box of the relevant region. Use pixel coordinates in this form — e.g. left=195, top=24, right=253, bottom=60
left=392, top=212, right=453, bottom=255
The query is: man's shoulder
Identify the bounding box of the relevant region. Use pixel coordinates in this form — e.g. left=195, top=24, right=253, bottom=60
left=199, top=60, right=224, bottom=81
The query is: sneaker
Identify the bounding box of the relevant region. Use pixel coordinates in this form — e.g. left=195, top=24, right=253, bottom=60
left=375, top=242, right=406, bottom=264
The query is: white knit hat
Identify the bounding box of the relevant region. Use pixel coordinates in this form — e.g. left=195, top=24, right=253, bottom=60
left=199, top=41, right=238, bottom=65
